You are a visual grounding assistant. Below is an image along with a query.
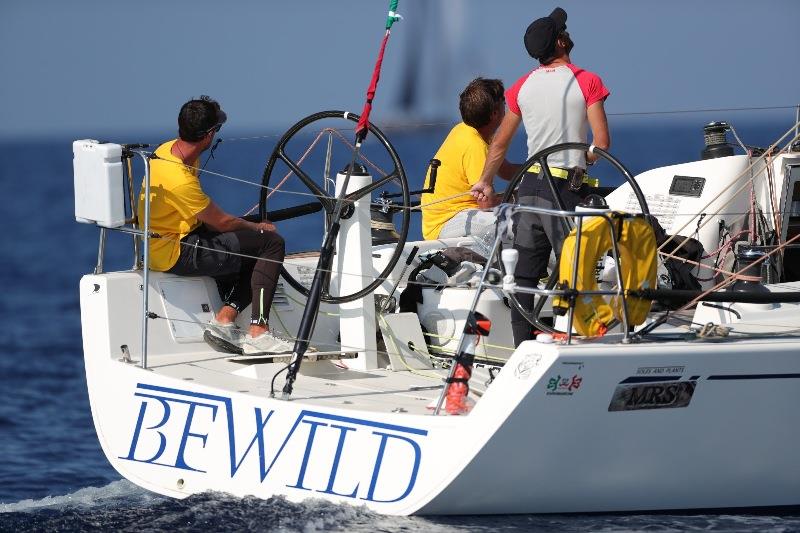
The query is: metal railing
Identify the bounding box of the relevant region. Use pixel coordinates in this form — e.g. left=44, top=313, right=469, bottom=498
left=432, top=203, right=636, bottom=415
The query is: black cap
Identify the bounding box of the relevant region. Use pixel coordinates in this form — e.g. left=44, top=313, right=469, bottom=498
left=524, top=7, right=567, bottom=61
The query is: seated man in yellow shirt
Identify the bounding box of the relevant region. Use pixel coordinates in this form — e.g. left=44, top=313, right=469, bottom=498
left=138, top=96, right=292, bottom=355
left=421, top=78, right=519, bottom=241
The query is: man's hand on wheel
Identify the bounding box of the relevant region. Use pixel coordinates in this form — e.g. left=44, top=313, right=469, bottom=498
left=256, top=220, right=277, bottom=233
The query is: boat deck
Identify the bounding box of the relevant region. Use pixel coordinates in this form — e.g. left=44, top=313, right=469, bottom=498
left=139, top=308, right=800, bottom=417
left=145, top=349, right=453, bottom=415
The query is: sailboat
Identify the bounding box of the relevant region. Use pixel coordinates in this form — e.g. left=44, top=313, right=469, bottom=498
left=73, top=106, right=800, bottom=514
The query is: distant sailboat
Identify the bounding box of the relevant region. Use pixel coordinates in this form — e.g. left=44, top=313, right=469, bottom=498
left=395, top=1, right=484, bottom=121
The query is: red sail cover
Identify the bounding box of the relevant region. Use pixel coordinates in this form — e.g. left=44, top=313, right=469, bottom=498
left=355, top=32, right=390, bottom=142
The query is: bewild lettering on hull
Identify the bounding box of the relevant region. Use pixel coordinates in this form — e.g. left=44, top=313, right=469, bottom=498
left=120, top=383, right=427, bottom=503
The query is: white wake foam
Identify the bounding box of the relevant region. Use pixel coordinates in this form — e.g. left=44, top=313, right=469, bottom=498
left=0, top=479, right=161, bottom=513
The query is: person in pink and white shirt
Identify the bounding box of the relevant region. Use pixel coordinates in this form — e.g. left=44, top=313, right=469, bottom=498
left=470, top=6, right=611, bottom=345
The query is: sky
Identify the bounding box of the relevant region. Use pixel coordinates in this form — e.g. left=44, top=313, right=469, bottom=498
left=1, top=0, right=799, bottom=140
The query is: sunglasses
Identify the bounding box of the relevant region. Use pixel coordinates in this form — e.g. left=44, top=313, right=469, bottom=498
left=207, top=123, right=223, bottom=134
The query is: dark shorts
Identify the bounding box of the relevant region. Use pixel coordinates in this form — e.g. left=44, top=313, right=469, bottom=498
left=168, top=229, right=242, bottom=279
left=166, top=225, right=285, bottom=322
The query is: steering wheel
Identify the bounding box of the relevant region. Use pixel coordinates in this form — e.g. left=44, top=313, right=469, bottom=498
left=260, top=110, right=410, bottom=304
left=499, top=142, right=650, bottom=333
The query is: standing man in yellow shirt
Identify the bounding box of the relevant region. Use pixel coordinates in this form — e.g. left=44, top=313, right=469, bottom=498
left=421, top=78, right=519, bottom=241
left=139, top=96, right=293, bottom=355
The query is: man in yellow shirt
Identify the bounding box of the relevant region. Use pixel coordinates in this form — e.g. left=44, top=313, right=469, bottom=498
left=421, top=78, right=519, bottom=241
left=139, top=96, right=292, bottom=355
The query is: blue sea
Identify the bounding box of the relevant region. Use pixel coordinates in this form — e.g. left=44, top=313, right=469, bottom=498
left=2, top=114, right=800, bottom=532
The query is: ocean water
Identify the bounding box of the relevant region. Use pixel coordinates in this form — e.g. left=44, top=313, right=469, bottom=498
left=1, top=115, right=800, bottom=532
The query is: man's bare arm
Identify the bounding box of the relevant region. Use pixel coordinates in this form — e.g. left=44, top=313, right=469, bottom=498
left=471, top=113, right=522, bottom=201
left=196, top=201, right=276, bottom=233
left=586, top=100, right=610, bottom=164
left=498, top=159, right=522, bottom=181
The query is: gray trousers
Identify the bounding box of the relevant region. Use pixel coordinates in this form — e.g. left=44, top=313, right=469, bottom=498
left=511, top=173, right=591, bottom=345
left=437, top=209, right=497, bottom=240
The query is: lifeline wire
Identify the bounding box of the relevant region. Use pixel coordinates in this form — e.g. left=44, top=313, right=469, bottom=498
left=118, top=131, right=800, bottom=298
left=127, top=112, right=800, bottom=337
left=133, top=104, right=799, bottom=147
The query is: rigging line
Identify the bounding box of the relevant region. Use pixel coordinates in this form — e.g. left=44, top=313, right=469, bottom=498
left=244, top=127, right=392, bottom=215
left=130, top=105, right=800, bottom=149
left=200, top=105, right=800, bottom=145
left=674, top=231, right=800, bottom=313
left=658, top=247, right=758, bottom=280
left=106, top=225, right=496, bottom=290
left=418, top=330, right=515, bottom=354
left=639, top=232, right=800, bottom=339
left=657, top=124, right=800, bottom=254
left=606, top=105, right=798, bottom=117
left=150, top=145, right=800, bottom=217
left=146, top=309, right=445, bottom=366
left=264, top=126, right=392, bottom=201
left=154, top=154, right=476, bottom=213
left=378, top=314, right=443, bottom=381
left=699, top=228, right=751, bottom=260
left=149, top=125, right=800, bottom=217
left=318, top=126, right=392, bottom=177
left=266, top=129, right=328, bottom=199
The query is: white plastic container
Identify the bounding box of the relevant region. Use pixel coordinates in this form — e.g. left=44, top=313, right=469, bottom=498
left=73, top=139, right=126, bottom=228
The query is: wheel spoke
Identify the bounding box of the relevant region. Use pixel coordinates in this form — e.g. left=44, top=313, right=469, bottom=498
left=262, top=111, right=410, bottom=304
left=343, top=170, right=400, bottom=203
left=501, top=142, right=650, bottom=337
left=279, top=150, right=336, bottom=213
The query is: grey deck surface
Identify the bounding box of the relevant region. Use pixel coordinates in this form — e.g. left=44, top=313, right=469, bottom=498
left=147, top=349, right=450, bottom=415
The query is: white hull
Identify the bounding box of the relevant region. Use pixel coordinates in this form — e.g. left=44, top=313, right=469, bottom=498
left=81, top=271, right=800, bottom=515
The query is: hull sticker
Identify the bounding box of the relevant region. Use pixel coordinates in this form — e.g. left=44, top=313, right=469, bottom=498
left=608, top=380, right=696, bottom=411
left=636, top=365, right=685, bottom=376
left=545, top=374, right=583, bottom=396
left=514, top=354, right=542, bottom=379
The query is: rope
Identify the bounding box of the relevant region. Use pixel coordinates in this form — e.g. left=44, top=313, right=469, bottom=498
left=662, top=231, right=800, bottom=317
left=413, top=191, right=473, bottom=210
left=606, top=104, right=798, bottom=117
left=377, top=313, right=442, bottom=381
left=131, top=104, right=800, bottom=150
left=656, top=125, right=800, bottom=256
left=266, top=129, right=328, bottom=199
left=697, top=322, right=731, bottom=338
left=148, top=119, right=800, bottom=217
left=126, top=140, right=800, bottom=303
left=421, top=330, right=515, bottom=355
left=108, top=224, right=494, bottom=290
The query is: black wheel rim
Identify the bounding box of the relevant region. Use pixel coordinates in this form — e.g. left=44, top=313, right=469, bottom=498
left=260, top=110, right=410, bottom=304
left=498, top=142, right=650, bottom=333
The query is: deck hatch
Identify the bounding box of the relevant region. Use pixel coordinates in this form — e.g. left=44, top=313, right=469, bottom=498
left=158, top=278, right=215, bottom=342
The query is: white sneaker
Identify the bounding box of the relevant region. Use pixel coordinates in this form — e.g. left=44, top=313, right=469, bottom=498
left=243, top=331, right=295, bottom=355
left=204, top=319, right=245, bottom=353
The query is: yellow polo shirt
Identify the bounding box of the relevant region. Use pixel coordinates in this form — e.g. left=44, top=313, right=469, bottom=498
left=137, top=140, right=211, bottom=271
left=421, top=123, right=486, bottom=240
